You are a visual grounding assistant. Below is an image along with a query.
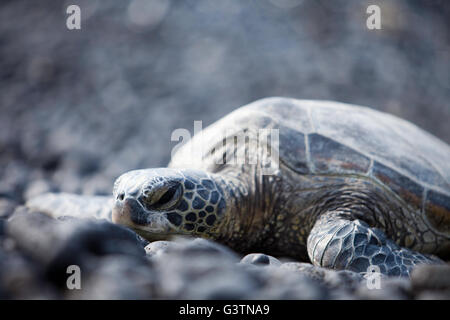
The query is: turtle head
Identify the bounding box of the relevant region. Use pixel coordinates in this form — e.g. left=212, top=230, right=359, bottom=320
left=112, top=168, right=227, bottom=241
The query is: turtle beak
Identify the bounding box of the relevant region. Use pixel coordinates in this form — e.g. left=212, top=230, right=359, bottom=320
left=112, top=196, right=172, bottom=239
left=112, top=197, right=148, bottom=227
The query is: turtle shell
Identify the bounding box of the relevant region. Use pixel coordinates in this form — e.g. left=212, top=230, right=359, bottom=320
left=169, top=98, right=450, bottom=234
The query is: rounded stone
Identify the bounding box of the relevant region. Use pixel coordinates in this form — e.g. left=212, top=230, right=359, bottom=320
left=241, top=253, right=282, bottom=267
left=144, top=240, right=177, bottom=257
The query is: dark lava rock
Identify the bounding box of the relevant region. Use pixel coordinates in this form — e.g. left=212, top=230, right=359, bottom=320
left=281, top=262, right=329, bottom=282
left=0, top=161, right=30, bottom=201
left=254, top=266, right=329, bottom=299
left=6, top=207, right=145, bottom=287
left=169, top=237, right=239, bottom=261
left=135, top=235, right=150, bottom=249
left=67, top=255, right=155, bottom=299
left=0, top=198, right=17, bottom=220
left=149, top=238, right=329, bottom=299
left=1, top=206, right=448, bottom=300
left=323, top=270, right=364, bottom=292
left=240, top=253, right=282, bottom=267
left=0, top=245, right=58, bottom=299
left=280, top=262, right=364, bottom=298
left=355, top=276, right=412, bottom=300
left=151, top=238, right=254, bottom=299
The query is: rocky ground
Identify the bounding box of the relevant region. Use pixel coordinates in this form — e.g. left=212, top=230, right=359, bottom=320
left=0, top=1, right=449, bottom=299
left=0, top=205, right=449, bottom=299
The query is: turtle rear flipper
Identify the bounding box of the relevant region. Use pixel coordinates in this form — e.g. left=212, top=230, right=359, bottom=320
left=26, top=193, right=113, bottom=221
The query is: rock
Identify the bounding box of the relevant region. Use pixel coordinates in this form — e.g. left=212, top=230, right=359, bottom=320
left=0, top=246, right=59, bottom=299
left=23, top=179, right=56, bottom=201
left=136, top=234, right=150, bottom=249
left=281, top=262, right=328, bottom=282
left=51, top=171, right=83, bottom=194
left=255, top=266, right=329, bottom=299
left=0, top=161, right=30, bottom=201
left=62, top=151, right=101, bottom=177
left=26, top=193, right=113, bottom=221
left=355, top=276, right=412, bottom=300
left=150, top=238, right=330, bottom=299
left=151, top=238, right=255, bottom=299
left=280, top=262, right=364, bottom=297
left=240, top=253, right=282, bottom=267
left=171, top=237, right=240, bottom=262
left=323, top=270, right=364, bottom=292
left=145, top=240, right=178, bottom=258
left=175, top=261, right=259, bottom=299
left=81, top=173, right=113, bottom=196
left=410, top=264, right=450, bottom=292
left=0, top=220, right=4, bottom=237
left=6, top=207, right=145, bottom=287
left=67, top=255, right=155, bottom=299
left=0, top=198, right=17, bottom=220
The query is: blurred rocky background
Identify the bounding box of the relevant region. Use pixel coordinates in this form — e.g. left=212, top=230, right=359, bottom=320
left=0, top=0, right=449, bottom=299
left=1, top=0, right=449, bottom=201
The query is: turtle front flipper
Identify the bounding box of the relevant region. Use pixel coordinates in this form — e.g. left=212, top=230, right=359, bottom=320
left=307, top=212, right=443, bottom=277
left=26, top=193, right=113, bottom=221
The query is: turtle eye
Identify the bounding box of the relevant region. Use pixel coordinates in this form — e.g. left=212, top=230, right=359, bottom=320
left=142, top=183, right=182, bottom=210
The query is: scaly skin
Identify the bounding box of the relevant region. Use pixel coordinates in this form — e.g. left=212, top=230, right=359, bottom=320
left=308, top=212, right=441, bottom=277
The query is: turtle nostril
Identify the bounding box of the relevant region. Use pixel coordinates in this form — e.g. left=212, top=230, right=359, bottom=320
left=118, top=193, right=125, bottom=201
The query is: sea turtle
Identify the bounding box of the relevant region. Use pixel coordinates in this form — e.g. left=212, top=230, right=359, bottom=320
left=27, top=98, right=450, bottom=277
